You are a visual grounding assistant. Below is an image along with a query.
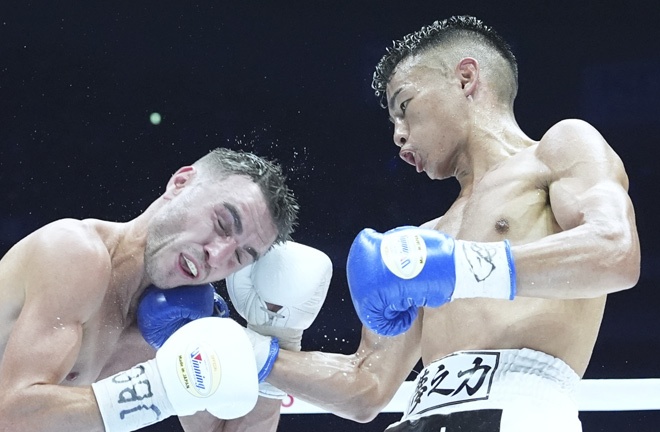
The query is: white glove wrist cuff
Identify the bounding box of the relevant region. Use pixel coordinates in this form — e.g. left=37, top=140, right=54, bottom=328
left=452, top=240, right=516, bottom=300
left=92, top=360, right=174, bottom=432
left=258, top=382, right=288, bottom=399
left=245, top=326, right=280, bottom=382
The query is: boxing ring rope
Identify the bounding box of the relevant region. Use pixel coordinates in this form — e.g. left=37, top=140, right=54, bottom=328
left=280, top=379, right=660, bottom=414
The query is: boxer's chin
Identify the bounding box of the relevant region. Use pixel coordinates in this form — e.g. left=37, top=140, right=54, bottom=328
left=144, top=258, right=173, bottom=289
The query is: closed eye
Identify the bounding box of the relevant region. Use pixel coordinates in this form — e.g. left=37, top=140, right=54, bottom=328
left=217, top=219, right=228, bottom=236
left=217, top=216, right=242, bottom=264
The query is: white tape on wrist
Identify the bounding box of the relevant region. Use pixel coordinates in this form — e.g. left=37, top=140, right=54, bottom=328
left=452, top=240, right=516, bottom=300
left=92, top=360, right=174, bottom=432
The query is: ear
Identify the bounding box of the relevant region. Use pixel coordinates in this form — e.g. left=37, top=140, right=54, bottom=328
left=163, top=166, right=197, bottom=200
left=456, top=57, right=479, bottom=98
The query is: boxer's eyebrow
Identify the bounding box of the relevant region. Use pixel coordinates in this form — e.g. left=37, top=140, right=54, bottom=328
left=388, top=87, right=404, bottom=112
left=387, top=87, right=405, bottom=123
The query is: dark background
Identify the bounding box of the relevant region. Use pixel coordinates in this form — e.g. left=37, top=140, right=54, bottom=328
left=2, top=1, right=659, bottom=431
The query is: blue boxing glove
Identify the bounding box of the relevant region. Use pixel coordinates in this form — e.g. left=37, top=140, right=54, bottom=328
left=213, top=292, right=231, bottom=318
left=346, top=226, right=517, bottom=337
left=138, top=283, right=229, bottom=349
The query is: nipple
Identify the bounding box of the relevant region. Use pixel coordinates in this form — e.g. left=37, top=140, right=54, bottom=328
left=495, top=218, right=510, bottom=234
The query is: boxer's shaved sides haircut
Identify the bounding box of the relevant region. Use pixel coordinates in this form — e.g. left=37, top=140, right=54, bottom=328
left=372, top=15, right=518, bottom=108
left=193, top=147, right=299, bottom=244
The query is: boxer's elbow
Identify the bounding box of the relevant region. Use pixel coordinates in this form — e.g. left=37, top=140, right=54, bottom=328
left=348, top=407, right=382, bottom=423
left=598, top=223, right=641, bottom=292
left=338, top=378, right=393, bottom=423
left=620, top=234, right=641, bottom=289
left=617, top=251, right=641, bottom=291
left=338, top=401, right=382, bottom=423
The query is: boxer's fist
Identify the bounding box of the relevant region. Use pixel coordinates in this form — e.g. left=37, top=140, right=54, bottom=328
left=227, top=241, right=332, bottom=398
left=347, top=227, right=516, bottom=337
left=92, top=318, right=258, bottom=432
left=226, top=241, right=332, bottom=351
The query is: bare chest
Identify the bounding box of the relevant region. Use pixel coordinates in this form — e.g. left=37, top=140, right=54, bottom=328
left=61, top=320, right=153, bottom=385
left=58, top=308, right=125, bottom=385
left=438, top=165, right=559, bottom=244
left=61, top=292, right=154, bottom=385
left=419, top=156, right=603, bottom=375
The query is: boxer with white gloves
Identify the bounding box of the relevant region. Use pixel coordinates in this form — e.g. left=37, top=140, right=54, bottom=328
left=0, top=148, right=298, bottom=432
left=92, top=317, right=258, bottom=432
left=226, top=241, right=332, bottom=396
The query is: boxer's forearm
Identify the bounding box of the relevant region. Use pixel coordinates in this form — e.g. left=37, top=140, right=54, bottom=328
left=268, top=350, right=362, bottom=420
left=267, top=323, right=421, bottom=423
left=267, top=349, right=392, bottom=423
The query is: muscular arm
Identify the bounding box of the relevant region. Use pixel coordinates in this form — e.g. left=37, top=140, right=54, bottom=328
left=513, top=119, right=640, bottom=298
left=0, top=221, right=111, bottom=432
left=266, top=317, right=422, bottom=423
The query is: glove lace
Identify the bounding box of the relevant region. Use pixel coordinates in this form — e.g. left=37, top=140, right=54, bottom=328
left=261, top=306, right=286, bottom=324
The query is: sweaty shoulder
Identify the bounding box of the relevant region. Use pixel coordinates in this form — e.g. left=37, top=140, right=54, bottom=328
left=535, top=119, right=628, bottom=187
left=20, top=219, right=113, bottom=313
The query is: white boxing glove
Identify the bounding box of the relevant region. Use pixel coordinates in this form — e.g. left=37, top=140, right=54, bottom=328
left=227, top=241, right=332, bottom=350
left=92, top=317, right=258, bottom=432
left=226, top=241, right=332, bottom=398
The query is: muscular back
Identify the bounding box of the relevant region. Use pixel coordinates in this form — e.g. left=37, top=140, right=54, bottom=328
left=421, top=137, right=610, bottom=376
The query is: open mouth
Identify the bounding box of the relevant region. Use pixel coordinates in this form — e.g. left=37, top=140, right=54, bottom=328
left=400, top=149, right=422, bottom=172
left=414, top=156, right=424, bottom=173
left=180, top=254, right=199, bottom=278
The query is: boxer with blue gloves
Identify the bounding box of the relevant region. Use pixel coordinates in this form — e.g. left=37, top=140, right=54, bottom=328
left=252, top=16, right=639, bottom=432
left=346, top=226, right=516, bottom=336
